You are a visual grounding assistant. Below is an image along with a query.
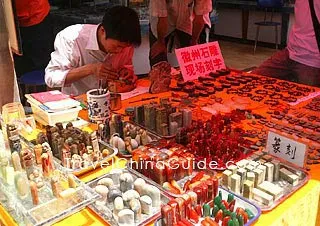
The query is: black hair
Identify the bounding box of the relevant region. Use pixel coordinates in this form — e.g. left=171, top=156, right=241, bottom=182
left=102, top=6, right=141, bottom=46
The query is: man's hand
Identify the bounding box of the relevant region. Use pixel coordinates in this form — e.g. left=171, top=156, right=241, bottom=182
left=123, top=73, right=138, bottom=85
left=150, top=40, right=167, bottom=59
left=93, top=62, right=119, bottom=81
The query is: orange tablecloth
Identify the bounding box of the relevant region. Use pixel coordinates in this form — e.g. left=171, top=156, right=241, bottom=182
left=1, top=78, right=320, bottom=226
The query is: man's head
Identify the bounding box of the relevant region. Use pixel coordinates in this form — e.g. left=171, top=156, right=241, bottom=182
left=98, top=6, right=141, bottom=54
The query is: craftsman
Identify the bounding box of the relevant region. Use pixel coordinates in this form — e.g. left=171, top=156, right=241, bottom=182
left=252, top=0, right=320, bottom=87
left=149, top=0, right=213, bottom=67
left=45, top=6, right=141, bottom=95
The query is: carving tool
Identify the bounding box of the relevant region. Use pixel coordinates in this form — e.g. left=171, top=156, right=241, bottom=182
left=128, top=97, right=157, bottom=104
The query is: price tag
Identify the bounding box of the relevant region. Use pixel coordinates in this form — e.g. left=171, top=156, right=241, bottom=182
left=266, top=131, right=307, bottom=168
left=175, top=41, right=226, bottom=81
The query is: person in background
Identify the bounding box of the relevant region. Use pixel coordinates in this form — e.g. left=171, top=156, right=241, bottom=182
left=14, top=0, right=54, bottom=76
left=252, top=0, right=320, bottom=87
left=149, top=0, right=212, bottom=66
left=45, top=6, right=141, bottom=95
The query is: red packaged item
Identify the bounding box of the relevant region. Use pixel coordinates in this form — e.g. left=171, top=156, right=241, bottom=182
left=185, top=156, right=194, bottom=176
left=211, top=177, right=219, bottom=198
left=222, top=216, right=231, bottom=226
left=166, top=161, right=175, bottom=182
left=168, top=200, right=180, bottom=224
left=204, top=217, right=219, bottom=226
left=187, top=191, right=198, bottom=207
left=236, top=207, right=248, bottom=223
left=201, top=220, right=211, bottom=226
left=163, top=182, right=181, bottom=194
left=41, top=153, right=53, bottom=178
left=236, top=207, right=245, bottom=216
left=191, top=172, right=205, bottom=183
left=194, top=187, right=203, bottom=205
left=205, top=180, right=214, bottom=201
left=142, top=159, right=152, bottom=178
left=186, top=205, right=192, bottom=220
left=179, top=157, right=188, bottom=178
left=188, top=181, right=201, bottom=191
left=195, top=204, right=203, bottom=217
left=215, top=210, right=223, bottom=223
left=241, top=212, right=249, bottom=224
left=183, top=180, right=191, bottom=192
left=222, top=200, right=229, bottom=209
left=153, top=161, right=167, bottom=185
left=181, top=219, right=194, bottom=226
left=201, top=183, right=208, bottom=203
left=175, top=158, right=184, bottom=180
left=176, top=222, right=187, bottom=226
left=162, top=205, right=174, bottom=226
left=181, top=194, right=192, bottom=219
left=229, top=199, right=236, bottom=212
left=131, top=150, right=141, bottom=162
left=171, top=180, right=183, bottom=194
left=189, top=207, right=200, bottom=224
left=175, top=197, right=186, bottom=219
left=169, top=157, right=180, bottom=180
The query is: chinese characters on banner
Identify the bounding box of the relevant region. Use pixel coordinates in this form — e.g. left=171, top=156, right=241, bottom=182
left=175, top=41, right=226, bottom=81
left=266, top=131, right=307, bottom=167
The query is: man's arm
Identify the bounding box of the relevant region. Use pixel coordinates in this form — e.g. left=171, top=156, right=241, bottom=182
left=45, top=31, right=81, bottom=88
left=149, top=0, right=168, bottom=59
left=64, top=63, right=99, bottom=85
left=157, top=17, right=168, bottom=45
left=191, top=15, right=205, bottom=45
left=64, top=62, right=119, bottom=85
left=150, top=17, right=168, bottom=59
left=192, top=0, right=213, bottom=45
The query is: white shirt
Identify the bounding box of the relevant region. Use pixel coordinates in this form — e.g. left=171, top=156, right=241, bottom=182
left=45, top=24, right=133, bottom=95
left=149, top=0, right=212, bottom=38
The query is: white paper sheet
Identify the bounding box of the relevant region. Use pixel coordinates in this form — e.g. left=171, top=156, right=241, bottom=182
left=120, top=86, right=150, bottom=100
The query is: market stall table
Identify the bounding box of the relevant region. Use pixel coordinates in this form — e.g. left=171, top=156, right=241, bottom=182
left=1, top=76, right=320, bottom=225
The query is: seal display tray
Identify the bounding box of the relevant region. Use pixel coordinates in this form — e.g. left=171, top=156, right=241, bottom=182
left=154, top=187, right=261, bottom=226
left=87, top=169, right=171, bottom=226
left=0, top=163, right=98, bottom=226
left=220, top=153, right=310, bottom=212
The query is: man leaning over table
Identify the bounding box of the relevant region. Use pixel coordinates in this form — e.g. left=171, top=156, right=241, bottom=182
left=45, top=6, right=141, bottom=96
left=149, top=0, right=213, bottom=67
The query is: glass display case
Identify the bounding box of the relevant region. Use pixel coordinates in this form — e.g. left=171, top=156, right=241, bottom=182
left=0, top=128, right=99, bottom=226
